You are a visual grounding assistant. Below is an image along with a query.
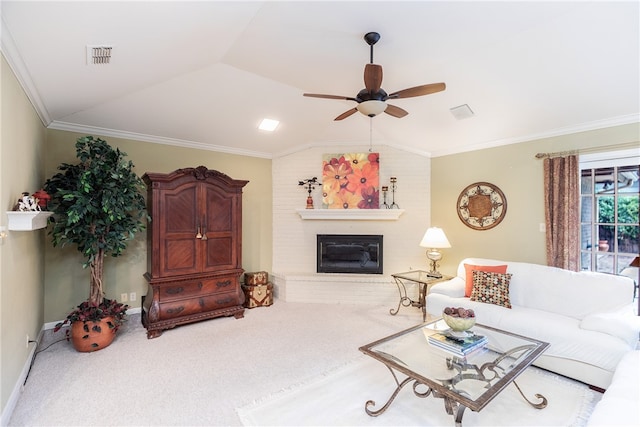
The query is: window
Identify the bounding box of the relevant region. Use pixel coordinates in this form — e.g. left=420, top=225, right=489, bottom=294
left=580, top=149, right=639, bottom=274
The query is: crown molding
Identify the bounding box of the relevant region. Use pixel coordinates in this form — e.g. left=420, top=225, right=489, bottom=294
left=1, top=15, right=51, bottom=126
left=47, top=121, right=273, bottom=159
left=430, top=114, right=640, bottom=158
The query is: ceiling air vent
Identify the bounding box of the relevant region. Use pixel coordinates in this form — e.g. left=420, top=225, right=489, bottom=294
left=86, top=45, right=113, bottom=65
left=450, top=104, right=475, bottom=120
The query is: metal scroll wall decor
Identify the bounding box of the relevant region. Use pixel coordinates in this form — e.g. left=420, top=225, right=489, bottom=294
left=456, top=182, right=507, bottom=230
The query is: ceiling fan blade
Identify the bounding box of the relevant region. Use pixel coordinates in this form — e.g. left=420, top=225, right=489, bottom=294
left=334, top=108, right=358, bottom=121
left=364, top=64, right=383, bottom=93
left=303, top=93, right=357, bottom=101
left=388, top=82, right=446, bottom=99
left=384, top=104, right=409, bottom=118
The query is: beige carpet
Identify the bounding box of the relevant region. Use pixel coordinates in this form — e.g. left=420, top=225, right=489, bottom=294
left=9, top=299, right=600, bottom=426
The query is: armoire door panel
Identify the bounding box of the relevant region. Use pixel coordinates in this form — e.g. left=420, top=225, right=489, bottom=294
left=163, top=187, right=198, bottom=233
left=205, top=189, right=233, bottom=232
left=163, top=238, right=199, bottom=275
left=205, top=237, right=234, bottom=268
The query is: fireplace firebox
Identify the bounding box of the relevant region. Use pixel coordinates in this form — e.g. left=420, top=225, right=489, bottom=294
left=317, top=234, right=383, bottom=274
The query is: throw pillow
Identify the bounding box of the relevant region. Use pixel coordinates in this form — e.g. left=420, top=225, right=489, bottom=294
left=470, top=270, right=513, bottom=308
left=463, top=264, right=508, bottom=297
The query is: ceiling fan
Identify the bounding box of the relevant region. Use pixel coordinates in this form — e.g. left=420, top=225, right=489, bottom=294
left=303, top=32, right=446, bottom=121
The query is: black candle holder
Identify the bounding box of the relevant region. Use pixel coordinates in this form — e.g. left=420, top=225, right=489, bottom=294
left=381, top=186, right=389, bottom=209
left=389, top=177, right=399, bottom=209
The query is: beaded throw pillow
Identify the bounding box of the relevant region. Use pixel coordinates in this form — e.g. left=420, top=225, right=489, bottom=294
left=463, top=264, right=508, bottom=297
left=470, top=270, right=513, bottom=309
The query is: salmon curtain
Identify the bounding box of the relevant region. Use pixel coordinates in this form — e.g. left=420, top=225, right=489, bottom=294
left=543, top=155, right=580, bottom=270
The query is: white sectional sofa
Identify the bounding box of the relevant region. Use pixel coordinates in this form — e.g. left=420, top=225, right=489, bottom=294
left=426, top=258, right=640, bottom=390
left=587, top=350, right=640, bottom=426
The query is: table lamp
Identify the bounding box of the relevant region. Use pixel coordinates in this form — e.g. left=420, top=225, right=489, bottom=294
left=419, top=227, right=451, bottom=278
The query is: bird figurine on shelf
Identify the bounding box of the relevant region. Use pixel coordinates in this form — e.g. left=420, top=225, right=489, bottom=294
left=14, top=192, right=41, bottom=212
left=298, top=177, right=321, bottom=209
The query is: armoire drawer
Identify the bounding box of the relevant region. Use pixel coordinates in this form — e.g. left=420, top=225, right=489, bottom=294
left=157, top=276, right=238, bottom=302
left=158, top=291, right=241, bottom=320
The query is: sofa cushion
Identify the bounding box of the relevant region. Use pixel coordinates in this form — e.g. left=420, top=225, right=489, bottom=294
left=470, top=270, right=513, bottom=308
left=430, top=276, right=465, bottom=297
left=463, top=263, right=508, bottom=297
left=580, top=311, right=640, bottom=347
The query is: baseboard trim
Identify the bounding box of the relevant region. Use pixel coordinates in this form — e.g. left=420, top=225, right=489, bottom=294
left=1, top=327, right=44, bottom=426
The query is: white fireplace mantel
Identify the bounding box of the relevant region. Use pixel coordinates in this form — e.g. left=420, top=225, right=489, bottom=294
left=296, top=208, right=404, bottom=220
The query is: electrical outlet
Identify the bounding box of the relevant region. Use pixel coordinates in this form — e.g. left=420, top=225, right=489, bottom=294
left=120, top=293, right=128, bottom=302
left=26, top=334, right=30, bottom=348
left=129, top=292, right=137, bottom=302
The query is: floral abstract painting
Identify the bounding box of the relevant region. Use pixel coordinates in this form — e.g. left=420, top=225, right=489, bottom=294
left=322, top=153, right=379, bottom=209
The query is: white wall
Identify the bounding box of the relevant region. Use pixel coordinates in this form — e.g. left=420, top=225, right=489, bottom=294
left=272, top=144, right=432, bottom=304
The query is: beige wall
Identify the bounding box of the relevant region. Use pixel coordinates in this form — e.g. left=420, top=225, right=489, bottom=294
left=432, top=123, right=640, bottom=275
left=43, top=130, right=273, bottom=323
left=0, top=56, right=47, bottom=418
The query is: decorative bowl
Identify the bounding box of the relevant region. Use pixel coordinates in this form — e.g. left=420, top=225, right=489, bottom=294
left=442, top=312, right=476, bottom=332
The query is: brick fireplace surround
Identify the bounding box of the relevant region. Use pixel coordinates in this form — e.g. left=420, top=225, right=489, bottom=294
left=271, top=144, right=432, bottom=305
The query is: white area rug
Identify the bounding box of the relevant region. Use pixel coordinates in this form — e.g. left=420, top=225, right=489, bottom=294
left=237, top=356, right=600, bottom=427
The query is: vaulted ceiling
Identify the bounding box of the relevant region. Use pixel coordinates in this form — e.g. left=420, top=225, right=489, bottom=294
left=1, top=1, right=638, bottom=158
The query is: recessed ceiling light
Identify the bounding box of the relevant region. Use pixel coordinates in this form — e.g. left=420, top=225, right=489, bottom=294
left=258, top=118, right=279, bottom=131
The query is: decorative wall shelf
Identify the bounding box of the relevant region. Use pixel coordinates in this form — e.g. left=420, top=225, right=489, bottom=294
left=6, top=211, right=53, bottom=230
left=296, top=209, right=404, bottom=221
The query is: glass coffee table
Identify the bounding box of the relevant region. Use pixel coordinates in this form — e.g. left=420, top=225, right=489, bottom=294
left=359, top=318, right=550, bottom=426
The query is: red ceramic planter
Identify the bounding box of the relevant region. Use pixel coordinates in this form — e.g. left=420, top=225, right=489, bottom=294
left=70, top=317, right=117, bottom=352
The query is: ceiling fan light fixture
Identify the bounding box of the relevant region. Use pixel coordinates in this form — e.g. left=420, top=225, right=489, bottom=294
left=304, top=32, right=445, bottom=121
left=357, top=100, right=387, bottom=117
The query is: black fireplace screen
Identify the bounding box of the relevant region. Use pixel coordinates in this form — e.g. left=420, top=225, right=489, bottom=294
left=317, top=234, right=383, bottom=274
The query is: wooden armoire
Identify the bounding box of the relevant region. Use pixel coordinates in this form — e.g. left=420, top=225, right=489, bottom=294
left=141, top=166, right=248, bottom=338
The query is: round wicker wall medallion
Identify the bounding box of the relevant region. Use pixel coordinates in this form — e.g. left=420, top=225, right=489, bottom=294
left=456, top=182, right=507, bottom=230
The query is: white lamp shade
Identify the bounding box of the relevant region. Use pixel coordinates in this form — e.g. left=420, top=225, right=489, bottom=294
left=419, top=227, right=451, bottom=248
left=356, top=100, right=387, bottom=117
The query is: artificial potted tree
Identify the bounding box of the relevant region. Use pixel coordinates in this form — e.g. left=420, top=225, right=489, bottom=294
left=44, top=136, right=147, bottom=352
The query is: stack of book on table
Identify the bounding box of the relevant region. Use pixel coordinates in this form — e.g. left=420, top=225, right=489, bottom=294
left=427, top=331, right=488, bottom=357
